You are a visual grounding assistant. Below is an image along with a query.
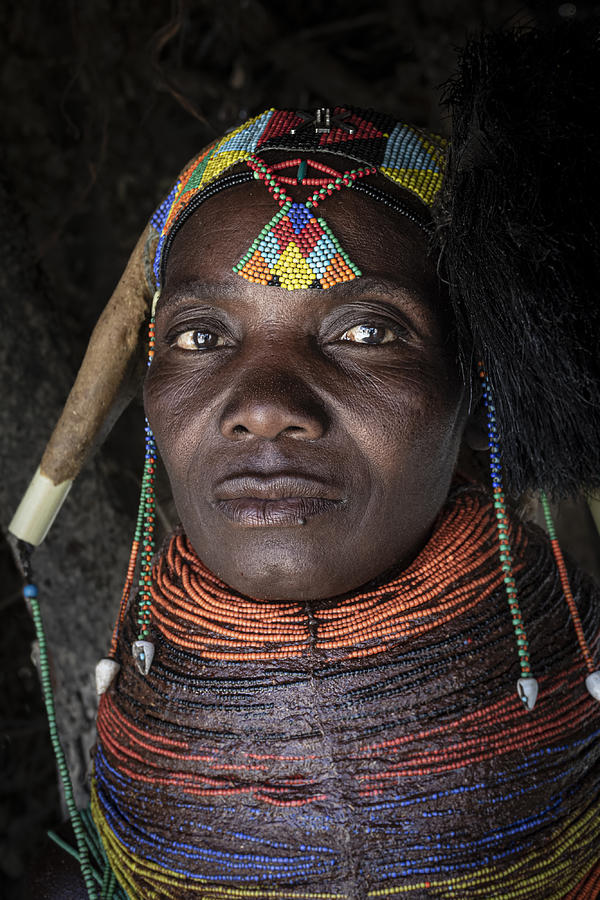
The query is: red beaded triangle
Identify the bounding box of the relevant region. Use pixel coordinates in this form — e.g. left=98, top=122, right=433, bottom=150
left=232, top=155, right=376, bottom=291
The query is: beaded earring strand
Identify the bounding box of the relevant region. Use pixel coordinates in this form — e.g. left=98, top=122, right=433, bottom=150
left=479, top=364, right=539, bottom=710
left=233, top=155, right=376, bottom=291
left=95, top=292, right=159, bottom=692
left=539, top=494, right=600, bottom=701
left=131, top=293, right=159, bottom=676
left=130, top=416, right=157, bottom=675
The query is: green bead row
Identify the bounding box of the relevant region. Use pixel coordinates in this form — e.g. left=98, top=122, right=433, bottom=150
left=306, top=168, right=373, bottom=209
left=249, top=161, right=293, bottom=205
left=136, top=446, right=156, bottom=639
left=27, top=590, right=99, bottom=898
left=540, top=493, right=557, bottom=541
left=136, top=313, right=158, bottom=641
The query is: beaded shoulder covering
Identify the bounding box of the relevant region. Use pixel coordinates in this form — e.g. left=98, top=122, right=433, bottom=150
left=92, top=485, right=600, bottom=898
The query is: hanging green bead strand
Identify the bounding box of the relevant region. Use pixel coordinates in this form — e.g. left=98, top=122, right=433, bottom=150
left=24, top=582, right=99, bottom=899
left=479, top=365, right=539, bottom=711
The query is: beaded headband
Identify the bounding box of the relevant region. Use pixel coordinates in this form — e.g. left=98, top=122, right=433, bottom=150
left=151, top=106, right=446, bottom=289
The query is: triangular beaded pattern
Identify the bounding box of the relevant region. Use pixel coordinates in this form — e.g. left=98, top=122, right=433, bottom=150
left=233, top=200, right=360, bottom=290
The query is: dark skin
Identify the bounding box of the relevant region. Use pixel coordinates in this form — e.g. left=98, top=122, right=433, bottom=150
left=145, top=158, right=468, bottom=601
left=30, top=158, right=469, bottom=896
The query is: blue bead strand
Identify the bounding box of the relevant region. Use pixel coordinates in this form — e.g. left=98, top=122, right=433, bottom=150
left=478, top=365, right=537, bottom=707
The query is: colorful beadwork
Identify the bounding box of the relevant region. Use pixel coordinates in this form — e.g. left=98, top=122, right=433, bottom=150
left=131, top=311, right=159, bottom=665
left=105, top=301, right=159, bottom=673
left=136, top=418, right=156, bottom=640
left=540, top=493, right=595, bottom=673
left=20, top=579, right=101, bottom=899
left=479, top=365, right=537, bottom=707
left=83, top=108, right=600, bottom=899
left=152, top=107, right=446, bottom=289
left=233, top=156, right=373, bottom=290
left=540, top=492, right=600, bottom=700
left=91, top=486, right=600, bottom=898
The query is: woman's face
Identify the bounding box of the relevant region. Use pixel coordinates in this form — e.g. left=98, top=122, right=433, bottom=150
left=145, top=171, right=467, bottom=601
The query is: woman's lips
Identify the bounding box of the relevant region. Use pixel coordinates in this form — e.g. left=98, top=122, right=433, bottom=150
left=213, top=475, right=343, bottom=526
left=216, top=496, right=340, bottom=526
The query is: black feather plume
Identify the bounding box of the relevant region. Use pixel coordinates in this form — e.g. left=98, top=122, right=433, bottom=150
left=436, top=24, right=600, bottom=497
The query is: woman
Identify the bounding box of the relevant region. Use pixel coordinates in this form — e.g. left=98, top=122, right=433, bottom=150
left=14, top=27, right=600, bottom=900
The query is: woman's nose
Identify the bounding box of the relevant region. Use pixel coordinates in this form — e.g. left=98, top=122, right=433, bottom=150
left=219, top=371, right=328, bottom=442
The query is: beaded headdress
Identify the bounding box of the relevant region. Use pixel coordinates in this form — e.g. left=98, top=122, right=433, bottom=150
left=151, top=106, right=444, bottom=292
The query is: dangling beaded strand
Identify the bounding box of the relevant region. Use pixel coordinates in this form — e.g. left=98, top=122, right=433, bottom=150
left=479, top=364, right=539, bottom=710
left=130, top=418, right=157, bottom=674
left=540, top=493, right=600, bottom=701
left=19, top=573, right=100, bottom=899
left=94, top=295, right=159, bottom=692
left=95, top=294, right=159, bottom=688
left=131, top=296, right=159, bottom=676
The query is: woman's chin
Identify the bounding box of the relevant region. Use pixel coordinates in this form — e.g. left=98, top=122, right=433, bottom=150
left=208, top=559, right=340, bottom=603
left=183, top=506, right=430, bottom=603
left=194, top=542, right=354, bottom=603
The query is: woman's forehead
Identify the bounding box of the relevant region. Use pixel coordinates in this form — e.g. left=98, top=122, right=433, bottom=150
left=163, top=161, right=438, bottom=304
left=159, top=182, right=453, bottom=346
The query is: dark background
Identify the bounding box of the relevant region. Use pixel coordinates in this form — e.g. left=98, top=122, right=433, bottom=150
left=1, top=1, right=597, bottom=896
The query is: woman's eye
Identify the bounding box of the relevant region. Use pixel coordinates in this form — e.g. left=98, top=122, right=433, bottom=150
left=340, top=324, right=397, bottom=345
left=174, top=330, right=226, bottom=351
